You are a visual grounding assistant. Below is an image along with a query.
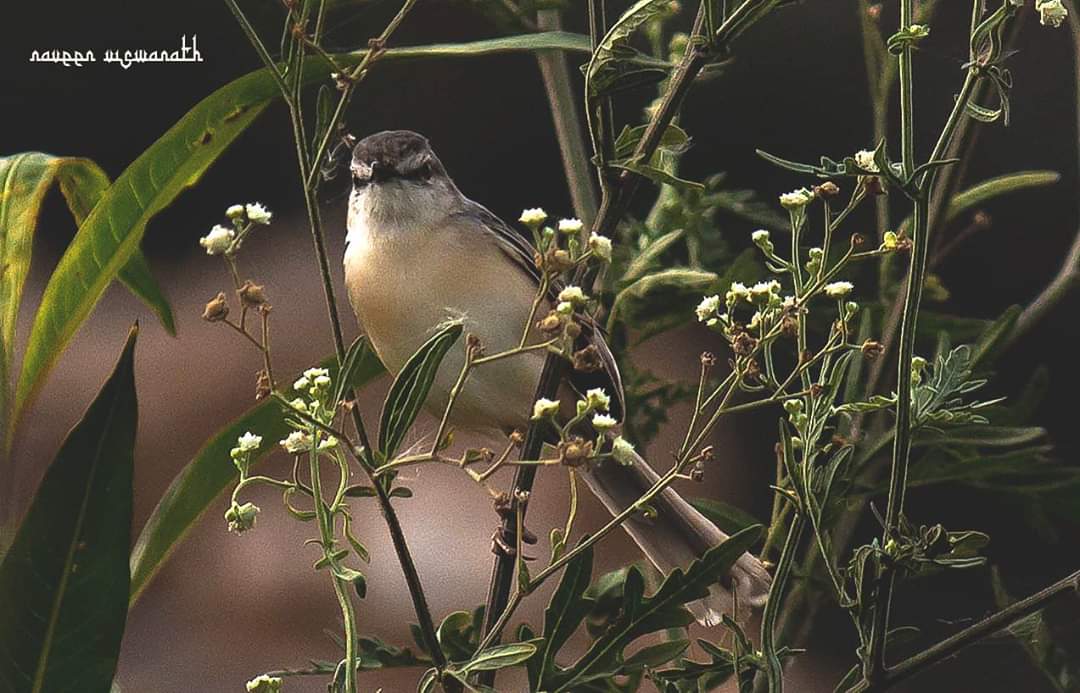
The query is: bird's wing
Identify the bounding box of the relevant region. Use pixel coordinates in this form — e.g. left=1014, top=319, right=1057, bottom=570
left=451, top=200, right=626, bottom=419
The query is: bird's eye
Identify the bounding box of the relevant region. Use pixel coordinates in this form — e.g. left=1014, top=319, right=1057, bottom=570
left=417, top=162, right=433, bottom=180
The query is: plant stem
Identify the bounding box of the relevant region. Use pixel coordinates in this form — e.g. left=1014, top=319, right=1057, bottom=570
left=848, top=569, right=1080, bottom=692
left=756, top=515, right=805, bottom=693
left=536, top=9, right=599, bottom=225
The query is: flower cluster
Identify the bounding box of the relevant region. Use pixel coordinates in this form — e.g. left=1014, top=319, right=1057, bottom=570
left=198, top=202, right=273, bottom=256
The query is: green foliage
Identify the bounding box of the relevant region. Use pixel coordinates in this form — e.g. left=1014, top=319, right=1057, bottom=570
left=0, top=327, right=138, bottom=692
left=0, top=153, right=172, bottom=453
left=585, top=0, right=675, bottom=99
left=378, top=321, right=463, bottom=459
left=128, top=346, right=384, bottom=603
left=529, top=526, right=763, bottom=692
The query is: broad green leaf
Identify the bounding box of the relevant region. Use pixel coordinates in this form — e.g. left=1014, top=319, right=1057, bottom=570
left=378, top=321, right=463, bottom=459
left=0, top=153, right=171, bottom=449
left=623, top=639, right=689, bottom=669
left=538, top=544, right=594, bottom=686
left=687, top=498, right=762, bottom=535
left=0, top=326, right=137, bottom=692
left=586, top=0, right=673, bottom=97
left=129, top=345, right=383, bottom=603
left=11, top=31, right=595, bottom=460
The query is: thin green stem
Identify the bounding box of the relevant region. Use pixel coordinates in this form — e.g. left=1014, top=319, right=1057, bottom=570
left=756, top=515, right=805, bottom=692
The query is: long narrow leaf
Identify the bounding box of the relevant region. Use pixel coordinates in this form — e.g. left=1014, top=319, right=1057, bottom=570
left=379, top=322, right=463, bottom=459
left=129, top=345, right=383, bottom=603
left=0, top=326, right=138, bottom=692
left=11, top=31, right=593, bottom=456
left=0, top=154, right=170, bottom=450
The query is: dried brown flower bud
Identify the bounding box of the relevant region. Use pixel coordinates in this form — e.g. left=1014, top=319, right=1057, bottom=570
left=781, top=314, right=799, bottom=338
left=810, top=383, right=824, bottom=398
left=862, top=339, right=885, bottom=360
left=508, top=429, right=525, bottom=446
left=237, top=280, right=268, bottom=308
left=690, top=460, right=705, bottom=482
left=466, top=333, right=484, bottom=358
left=564, top=321, right=582, bottom=339
left=851, top=233, right=866, bottom=248
left=538, top=312, right=563, bottom=335
left=545, top=248, right=574, bottom=273
left=972, top=210, right=992, bottom=228
left=255, top=369, right=272, bottom=400
left=572, top=345, right=603, bottom=372
left=814, top=181, right=841, bottom=198
left=861, top=176, right=886, bottom=196
left=202, top=292, right=229, bottom=322
left=700, top=351, right=717, bottom=367
left=699, top=446, right=715, bottom=462
left=559, top=436, right=594, bottom=467
left=731, top=330, right=758, bottom=356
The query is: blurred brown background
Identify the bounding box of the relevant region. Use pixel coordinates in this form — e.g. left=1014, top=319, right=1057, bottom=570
left=2, top=1, right=1079, bottom=691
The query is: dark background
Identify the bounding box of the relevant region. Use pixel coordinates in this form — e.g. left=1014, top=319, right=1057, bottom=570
left=2, top=0, right=1079, bottom=691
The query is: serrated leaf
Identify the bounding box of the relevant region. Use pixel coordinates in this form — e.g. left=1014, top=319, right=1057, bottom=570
left=622, top=229, right=687, bottom=283
left=586, top=0, right=673, bottom=98
left=611, top=161, right=704, bottom=191
left=378, top=321, right=462, bottom=458
left=129, top=345, right=383, bottom=603
left=0, top=326, right=137, bottom=692
left=538, top=544, right=594, bottom=683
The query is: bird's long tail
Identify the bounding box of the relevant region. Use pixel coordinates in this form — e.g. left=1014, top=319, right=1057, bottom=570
left=577, top=448, right=772, bottom=626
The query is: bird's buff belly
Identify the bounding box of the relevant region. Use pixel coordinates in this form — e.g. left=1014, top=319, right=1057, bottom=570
left=344, top=238, right=544, bottom=436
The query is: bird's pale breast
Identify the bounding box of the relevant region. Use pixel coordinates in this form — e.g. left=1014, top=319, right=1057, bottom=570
left=344, top=215, right=545, bottom=435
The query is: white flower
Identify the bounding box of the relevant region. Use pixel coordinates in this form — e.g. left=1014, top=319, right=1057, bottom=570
left=280, top=431, right=313, bottom=453
left=855, top=149, right=879, bottom=172
left=236, top=431, right=262, bottom=453
left=588, top=233, right=612, bottom=261
left=556, top=301, right=574, bottom=315
left=532, top=397, right=561, bottom=420
left=825, top=281, right=854, bottom=298
left=246, top=675, right=283, bottom=693
left=558, top=218, right=584, bottom=235
left=611, top=436, right=636, bottom=466
left=318, top=436, right=339, bottom=451
left=199, top=225, right=234, bottom=255
left=303, top=367, right=329, bottom=380
left=226, top=204, right=245, bottom=219
left=586, top=388, right=611, bottom=412
left=592, top=413, right=618, bottom=431
left=1037, top=0, right=1067, bottom=27
left=696, top=295, right=721, bottom=322
left=558, top=285, right=588, bottom=306
left=750, top=280, right=781, bottom=302
left=519, top=208, right=548, bottom=226
left=779, top=187, right=815, bottom=209
left=725, top=281, right=750, bottom=305
left=245, top=202, right=273, bottom=225
left=748, top=310, right=765, bottom=330
left=293, top=376, right=311, bottom=391
left=288, top=397, right=308, bottom=412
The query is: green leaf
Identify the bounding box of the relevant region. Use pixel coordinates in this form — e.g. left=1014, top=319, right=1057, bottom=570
left=687, top=498, right=762, bottom=535
left=586, top=0, right=673, bottom=98
left=0, top=326, right=138, bottom=692
left=547, top=526, right=763, bottom=691
left=613, top=123, right=691, bottom=162
left=378, top=321, right=463, bottom=459
left=9, top=31, right=594, bottom=463
left=458, top=641, right=540, bottom=673
left=0, top=153, right=172, bottom=450
left=611, top=161, right=704, bottom=191
left=622, top=639, right=689, bottom=669
left=899, top=171, right=1061, bottom=235
left=356, top=634, right=430, bottom=671
left=436, top=610, right=477, bottom=663
left=538, top=544, right=595, bottom=685
left=129, top=345, right=383, bottom=603
left=621, top=229, right=685, bottom=283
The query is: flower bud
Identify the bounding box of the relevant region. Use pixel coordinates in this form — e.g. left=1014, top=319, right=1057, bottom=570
left=237, top=280, right=268, bottom=308
left=226, top=501, right=260, bottom=534
left=202, top=292, right=229, bottom=322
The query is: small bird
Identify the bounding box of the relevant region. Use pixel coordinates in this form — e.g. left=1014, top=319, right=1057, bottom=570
left=343, top=130, right=770, bottom=624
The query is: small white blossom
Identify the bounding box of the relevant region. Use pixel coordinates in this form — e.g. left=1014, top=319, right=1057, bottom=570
left=1037, top=0, right=1068, bottom=27
left=825, top=281, right=855, bottom=298
left=751, top=229, right=770, bottom=244
left=556, top=301, right=574, bottom=315
left=303, top=367, right=330, bottom=380
left=245, top=202, right=273, bottom=225
left=558, top=285, right=588, bottom=306
left=313, top=374, right=331, bottom=389
left=612, top=436, right=636, bottom=466
left=288, top=397, right=308, bottom=412
left=519, top=208, right=548, bottom=226
left=592, top=413, right=618, bottom=431
left=246, top=674, right=283, bottom=693
left=696, top=295, right=721, bottom=322
left=588, top=233, right=613, bottom=261
left=855, top=149, right=879, bottom=172
left=280, top=431, right=313, bottom=454
left=779, top=187, right=815, bottom=209
left=586, top=388, right=611, bottom=412
left=750, top=280, right=781, bottom=302
left=725, top=281, right=750, bottom=305
left=293, top=376, right=311, bottom=391
left=318, top=436, right=339, bottom=451
left=558, top=218, right=584, bottom=235
left=199, top=225, right=234, bottom=255
left=226, top=204, right=245, bottom=219
left=236, top=431, right=262, bottom=453
left=532, top=397, right=561, bottom=420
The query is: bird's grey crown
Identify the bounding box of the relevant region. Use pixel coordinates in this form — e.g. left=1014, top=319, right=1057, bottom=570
left=351, top=130, right=446, bottom=184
